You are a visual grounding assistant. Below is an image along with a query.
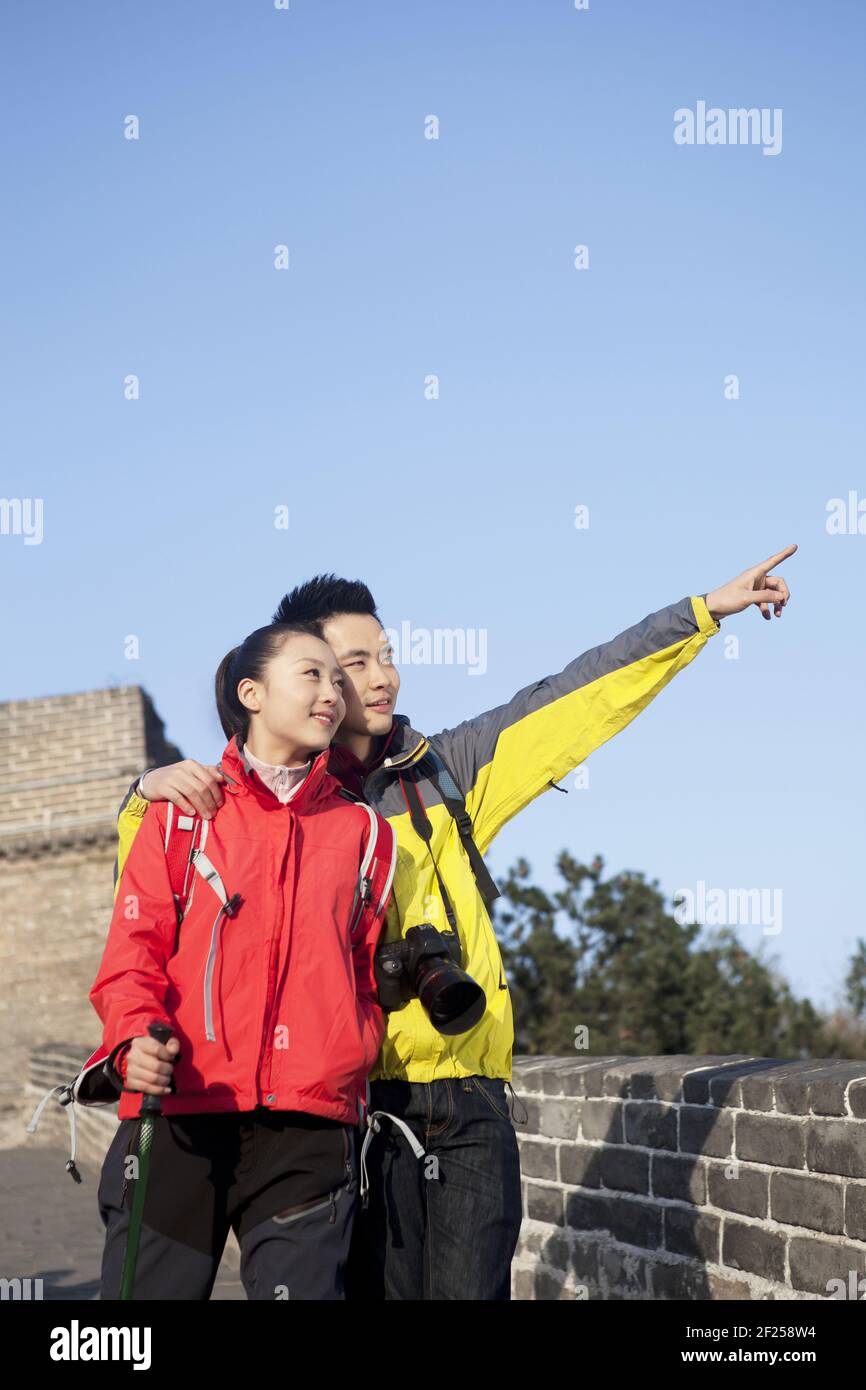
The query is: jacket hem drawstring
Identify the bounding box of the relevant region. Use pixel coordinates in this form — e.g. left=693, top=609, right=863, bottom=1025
left=25, top=1084, right=81, bottom=1182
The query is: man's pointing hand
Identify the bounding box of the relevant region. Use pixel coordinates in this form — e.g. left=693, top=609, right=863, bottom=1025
left=705, top=543, right=797, bottom=621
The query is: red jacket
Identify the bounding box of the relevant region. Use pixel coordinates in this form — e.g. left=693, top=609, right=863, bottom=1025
left=89, top=736, right=396, bottom=1123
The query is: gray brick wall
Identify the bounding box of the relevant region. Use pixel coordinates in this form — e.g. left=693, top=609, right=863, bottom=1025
left=510, top=1054, right=866, bottom=1301
left=22, top=1047, right=866, bottom=1302
left=0, top=686, right=180, bottom=854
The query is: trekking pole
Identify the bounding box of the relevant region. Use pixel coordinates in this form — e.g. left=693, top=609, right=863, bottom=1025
left=119, top=1021, right=174, bottom=1301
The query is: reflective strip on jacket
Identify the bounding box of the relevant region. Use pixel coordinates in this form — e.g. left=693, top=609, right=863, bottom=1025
left=114, top=595, right=720, bottom=1087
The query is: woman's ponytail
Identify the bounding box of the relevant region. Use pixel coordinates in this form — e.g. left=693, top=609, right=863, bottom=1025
left=215, top=645, right=245, bottom=740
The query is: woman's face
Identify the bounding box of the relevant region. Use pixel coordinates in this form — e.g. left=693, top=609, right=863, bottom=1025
left=237, top=633, right=346, bottom=757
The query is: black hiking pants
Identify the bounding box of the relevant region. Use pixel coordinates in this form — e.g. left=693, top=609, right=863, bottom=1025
left=98, top=1107, right=357, bottom=1300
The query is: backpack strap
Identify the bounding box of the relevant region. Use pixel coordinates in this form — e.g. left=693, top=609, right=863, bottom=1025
left=339, top=790, right=397, bottom=940
left=418, top=748, right=501, bottom=909
left=163, top=803, right=209, bottom=925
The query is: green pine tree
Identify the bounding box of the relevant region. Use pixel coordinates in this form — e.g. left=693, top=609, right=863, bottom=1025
left=493, top=850, right=862, bottom=1059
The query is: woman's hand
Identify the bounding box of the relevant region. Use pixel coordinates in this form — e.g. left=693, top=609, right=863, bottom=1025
left=139, top=759, right=226, bottom=819
left=705, top=543, right=797, bottom=621
left=123, top=1033, right=181, bottom=1096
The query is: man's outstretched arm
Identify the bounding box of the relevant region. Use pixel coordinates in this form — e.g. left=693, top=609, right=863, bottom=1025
left=431, top=546, right=795, bottom=854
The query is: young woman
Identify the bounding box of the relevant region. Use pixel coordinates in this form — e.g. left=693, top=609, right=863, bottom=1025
left=91, top=622, right=396, bottom=1300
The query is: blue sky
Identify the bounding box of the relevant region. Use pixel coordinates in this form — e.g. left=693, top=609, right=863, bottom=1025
left=2, top=1, right=864, bottom=1015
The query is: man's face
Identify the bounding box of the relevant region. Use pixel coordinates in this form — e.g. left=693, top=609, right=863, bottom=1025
left=321, top=612, right=400, bottom=739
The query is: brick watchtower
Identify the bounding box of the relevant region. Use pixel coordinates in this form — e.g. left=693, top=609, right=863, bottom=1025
left=0, top=687, right=180, bottom=1119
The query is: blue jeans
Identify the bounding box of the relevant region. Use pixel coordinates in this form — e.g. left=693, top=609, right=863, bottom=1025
left=347, top=1076, right=523, bottom=1300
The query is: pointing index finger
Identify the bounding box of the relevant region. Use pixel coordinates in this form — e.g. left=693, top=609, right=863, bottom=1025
left=760, top=543, right=798, bottom=573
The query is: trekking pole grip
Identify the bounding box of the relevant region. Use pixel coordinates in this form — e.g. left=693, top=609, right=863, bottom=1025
left=140, top=1021, right=174, bottom=1115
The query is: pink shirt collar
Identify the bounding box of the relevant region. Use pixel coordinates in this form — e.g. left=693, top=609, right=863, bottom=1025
left=239, top=742, right=313, bottom=804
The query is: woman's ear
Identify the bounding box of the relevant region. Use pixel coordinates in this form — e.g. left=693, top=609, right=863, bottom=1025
left=236, top=677, right=262, bottom=716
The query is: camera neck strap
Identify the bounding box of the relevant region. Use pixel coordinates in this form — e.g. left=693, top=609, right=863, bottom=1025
left=398, top=774, right=459, bottom=932
left=421, top=750, right=501, bottom=909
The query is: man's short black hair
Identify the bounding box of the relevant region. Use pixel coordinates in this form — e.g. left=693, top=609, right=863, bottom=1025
left=272, top=573, right=381, bottom=636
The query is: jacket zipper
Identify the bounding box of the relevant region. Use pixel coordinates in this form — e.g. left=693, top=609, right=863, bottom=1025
left=258, top=813, right=295, bottom=1093
left=189, top=848, right=241, bottom=1044
left=203, top=901, right=235, bottom=1042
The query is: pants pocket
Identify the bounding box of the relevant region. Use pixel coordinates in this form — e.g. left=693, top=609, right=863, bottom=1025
left=272, top=1192, right=337, bottom=1225
left=98, top=1119, right=138, bottom=1223
left=469, top=1075, right=512, bottom=1121
left=272, top=1153, right=357, bottom=1227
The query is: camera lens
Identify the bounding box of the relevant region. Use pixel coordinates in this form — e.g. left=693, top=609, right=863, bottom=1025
left=415, top=959, right=486, bottom=1036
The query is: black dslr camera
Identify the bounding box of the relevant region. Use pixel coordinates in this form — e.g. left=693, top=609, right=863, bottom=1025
left=374, top=924, right=486, bottom=1036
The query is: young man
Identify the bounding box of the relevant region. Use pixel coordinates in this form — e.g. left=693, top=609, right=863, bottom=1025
left=113, top=546, right=795, bottom=1299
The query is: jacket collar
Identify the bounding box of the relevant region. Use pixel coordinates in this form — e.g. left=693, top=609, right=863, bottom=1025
left=328, top=714, right=429, bottom=797
left=220, top=735, right=333, bottom=811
